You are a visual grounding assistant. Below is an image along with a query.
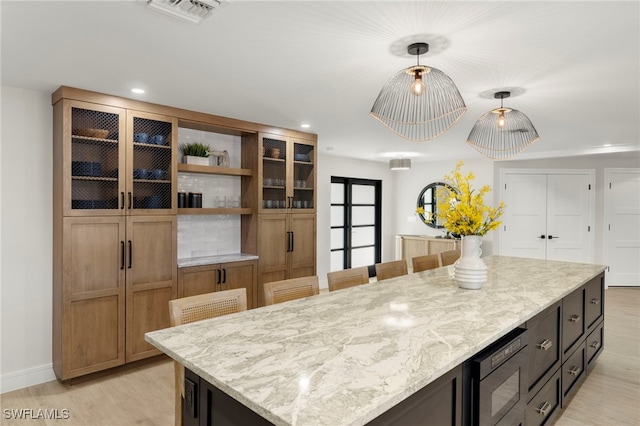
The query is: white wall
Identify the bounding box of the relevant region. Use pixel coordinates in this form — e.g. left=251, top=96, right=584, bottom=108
left=1, top=86, right=56, bottom=392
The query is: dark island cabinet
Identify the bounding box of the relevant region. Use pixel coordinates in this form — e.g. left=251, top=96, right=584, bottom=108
left=525, top=300, right=562, bottom=400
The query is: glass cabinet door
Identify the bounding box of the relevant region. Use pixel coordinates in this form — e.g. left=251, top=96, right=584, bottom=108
left=67, top=101, right=125, bottom=216
left=127, top=111, right=176, bottom=214
left=292, top=140, right=315, bottom=211
left=261, top=136, right=287, bottom=210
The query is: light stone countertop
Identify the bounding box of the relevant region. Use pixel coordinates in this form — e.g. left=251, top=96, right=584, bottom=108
left=177, top=253, right=259, bottom=268
left=146, top=256, right=606, bottom=426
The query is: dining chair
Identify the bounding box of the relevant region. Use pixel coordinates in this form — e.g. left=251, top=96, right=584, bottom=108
left=263, top=276, right=319, bottom=305
left=168, top=288, right=248, bottom=426
left=440, top=249, right=461, bottom=266
left=327, top=266, right=370, bottom=292
left=375, top=260, right=408, bottom=281
left=412, top=254, right=441, bottom=273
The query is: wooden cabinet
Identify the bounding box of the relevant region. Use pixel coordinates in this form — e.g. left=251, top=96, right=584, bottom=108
left=526, top=301, right=562, bottom=400
left=562, top=285, right=586, bottom=362
left=257, top=133, right=317, bottom=306
left=525, top=369, right=561, bottom=426
left=53, top=93, right=178, bottom=380
left=395, top=235, right=459, bottom=269
left=177, top=260, right=258, bottom=309
left=257, top=214, right=316, bottom=306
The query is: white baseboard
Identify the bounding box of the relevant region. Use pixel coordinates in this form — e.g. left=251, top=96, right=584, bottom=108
left=1, top=364, right=56, bottom=394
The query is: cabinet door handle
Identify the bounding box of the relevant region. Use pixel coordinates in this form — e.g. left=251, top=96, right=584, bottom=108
left=128, top=192, right=132, bottom=209
left=536, top=401, right=551, bottom=416
left=537, top=339, right=553, bottom=351
left=222, top=268, right=227, bottom=284
left=569, top=314, right=581, bottom=323
left=568, top=366, right=581, bottom=376
left=120, top=241, right=125, bottom=270
left=291, top=231, right=295, bottom=252
left=590, top=298, right=600, bottom=305
left=216, top=269, right=221, bottom=285
left=539, top=234, right=547, bottom=239
left=127, top=240, right=132, bottom=268
left=121, top=192, right=125, bottom=209
left=548, top=235, right=558, bottom=239
left=590, top=340, right=600, bottom=349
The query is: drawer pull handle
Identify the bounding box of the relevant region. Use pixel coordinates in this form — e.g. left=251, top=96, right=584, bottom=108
left=590, top=340, right=600, bottom=349
left=536, top=401, right=551, bottom=416
left=569, top=314, right=581, bottom=322
left=590, top=298, right=600, bottom=305
left=537, top=340, right=553, bottom=351
left=568, top=366, right=581, bottom=376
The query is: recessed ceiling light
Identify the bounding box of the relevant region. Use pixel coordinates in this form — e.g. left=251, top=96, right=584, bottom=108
left=131, top=88, right=145, bottom=94
left=301, top=123, right=310, bottom=128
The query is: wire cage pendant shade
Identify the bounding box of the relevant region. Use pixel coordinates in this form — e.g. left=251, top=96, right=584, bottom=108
left=466, top=91, right=540, bottom=160
left=370, top=43, right=467, bottom=142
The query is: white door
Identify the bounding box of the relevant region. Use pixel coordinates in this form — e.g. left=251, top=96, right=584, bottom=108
left=604, top=169, right=640, bottom=286
left=501, top=174, right=547, bottom=259
left=546, top=174, right=592, bottom=262
left=500, top=170, right=594, bottom=262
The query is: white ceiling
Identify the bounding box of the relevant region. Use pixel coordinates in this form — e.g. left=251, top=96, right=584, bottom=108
left=2, top=0, right=639, bottom=164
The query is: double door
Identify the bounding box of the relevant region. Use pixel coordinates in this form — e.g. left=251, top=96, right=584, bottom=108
left=177, top=260, right=258, bottom=309
left=257, top=214, right=316, bottom=306
left=58, top=215, right=176, bottom=379
left=63, top=99, right=176, bottom=216
left=499, top=171, right=594, bottom=262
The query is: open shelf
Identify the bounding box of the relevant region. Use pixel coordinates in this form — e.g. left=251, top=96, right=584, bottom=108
left=177, top=163, right=253, bottom=176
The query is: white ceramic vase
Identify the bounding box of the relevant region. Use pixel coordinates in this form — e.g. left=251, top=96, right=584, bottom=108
left=454, top=235, right=487, bottom=290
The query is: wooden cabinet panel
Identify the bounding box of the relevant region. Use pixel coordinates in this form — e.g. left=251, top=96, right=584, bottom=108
left=584, top=274, right=604, bottom=334
left=586, top=321, right=604, bottom=371
left=127, top=286, right=174, bottom=361
left=289, top=214, right=316, bottom=278
left=126, top=216, right=177, bottom=362
left=67, top=295, right=123, bottom=376
left=178, top=266, right=218, bottom=298
left=562, top=287, right=585, bottom=361
left=219, top=261, right=258, bottom=309
left=526, top=301, right=562, bottom=400
left=562, top=341, right=587, bottom=406
left=525, top=369, right=561, bottom=426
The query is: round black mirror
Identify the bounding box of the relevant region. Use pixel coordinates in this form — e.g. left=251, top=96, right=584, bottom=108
left=416, top=182, right=456, bottom=229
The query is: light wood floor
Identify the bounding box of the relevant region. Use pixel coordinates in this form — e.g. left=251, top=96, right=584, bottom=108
left=1, top=288, right=638, bottom=426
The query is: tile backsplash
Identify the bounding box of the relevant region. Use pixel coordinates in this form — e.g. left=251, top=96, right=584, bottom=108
left=177, top=127, right=243, bottom=259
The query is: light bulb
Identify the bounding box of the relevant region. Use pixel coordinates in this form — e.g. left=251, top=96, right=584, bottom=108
left=411, top=70, right=425, bottom=96
left=497, top=110, right=506, bottom=128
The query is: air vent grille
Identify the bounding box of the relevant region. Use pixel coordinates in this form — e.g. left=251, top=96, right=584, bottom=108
left=147, top=0, right=227, bottom=24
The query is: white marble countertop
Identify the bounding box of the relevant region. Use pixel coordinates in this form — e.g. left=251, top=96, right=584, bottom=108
left=177, top=253, right=259, bottom=268
left=146, top=256, right=605, bottom=426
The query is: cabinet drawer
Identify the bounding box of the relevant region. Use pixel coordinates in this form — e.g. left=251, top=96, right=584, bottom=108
left=525, top=369, right=561, bottom=426
left=562, top=289, right=585, bottom=360
left=585, top=274, right=604, bottom=333
left=526, top=301, right=562, bottom=399
left=586, top=321, right=604, bottom=371
left=562, top=341, right=586, bottom=406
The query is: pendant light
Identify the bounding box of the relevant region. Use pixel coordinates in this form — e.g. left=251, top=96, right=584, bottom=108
left=466, top=91, right=540, bottom=160
left=370, top=42, right=467, bottom=142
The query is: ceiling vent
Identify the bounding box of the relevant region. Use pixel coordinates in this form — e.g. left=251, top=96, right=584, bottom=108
left=147, top=0, right=227, bottom=24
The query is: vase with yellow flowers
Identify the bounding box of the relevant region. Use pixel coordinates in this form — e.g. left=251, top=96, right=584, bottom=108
left=437, top=161, right=504, bottom=289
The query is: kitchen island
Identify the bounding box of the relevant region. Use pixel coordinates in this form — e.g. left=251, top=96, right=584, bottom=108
left=146, top=256, right=606, bottom=425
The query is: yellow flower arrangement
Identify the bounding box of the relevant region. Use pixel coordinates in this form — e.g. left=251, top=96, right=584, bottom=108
left=415, top=206, right=434, bottom=224
left=437, top=161, right=505, bottom=236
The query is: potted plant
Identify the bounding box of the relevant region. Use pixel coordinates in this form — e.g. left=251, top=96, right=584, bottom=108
left=180, top=142, right=210, bottom=166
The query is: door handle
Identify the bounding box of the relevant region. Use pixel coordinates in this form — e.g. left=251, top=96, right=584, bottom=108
left=536, top=401, right=551, bottom=416
left=539, top=234, right=547, bottom=239
left=548, top=235, right=558, bottom=239
left=568, top=366, right=581, bottom=376
left=121, top=192, right=125, bottom=209
left=222, top=268, right=227, bottom=284
left=291, top=231, right=295, bottom=252
left=569, top=314, right=581, bottom=323
left=128, top=240, right=132, bottom=269
left=120, top=241, right=125, bottom=270
left=128, top=192, right=132, bottom=209
left=590, top=298, right=600, bottom=305
left=216, top=269, right=221, bottom=285
left=537, top=339, right=553, bottom=351
left=286, top=231, right=291, bottom=252
left=590, top=340, right=600, bottom=349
